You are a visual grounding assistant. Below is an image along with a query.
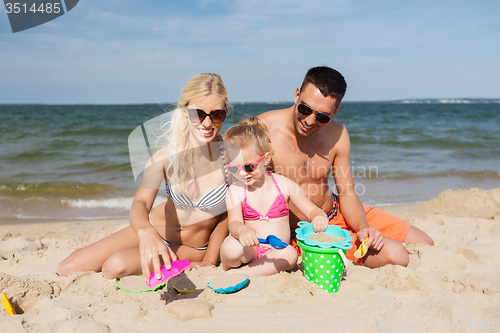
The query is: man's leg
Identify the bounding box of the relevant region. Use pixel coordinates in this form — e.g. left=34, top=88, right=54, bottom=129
left=404, top=225, right=434, bottom=246
left=362, top=238, right=409, bottom=268
left=360, top=207, right=433, bottom=267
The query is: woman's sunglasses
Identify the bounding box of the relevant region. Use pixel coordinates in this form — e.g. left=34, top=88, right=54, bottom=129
left=297, top=103, right=332, bottom=124
left=187, top=108, right=227, bottom=124
left=225, top=153, right=266, bottom=174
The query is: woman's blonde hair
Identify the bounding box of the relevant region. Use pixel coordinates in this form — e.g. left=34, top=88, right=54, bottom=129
left=224, top=116, right=273, bottom=170
left=165, top=73, right=229, bottom=195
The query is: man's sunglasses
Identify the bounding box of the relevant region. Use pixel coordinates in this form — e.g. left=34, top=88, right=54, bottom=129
left=297, top=103, right=332, bottom=124
left=225, top=153, right=266, bottom=174
left=187, top=108, right=227, bottom=124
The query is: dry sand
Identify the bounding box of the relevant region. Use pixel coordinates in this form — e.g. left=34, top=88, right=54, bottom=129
left=1, top=188, right=500, bottom=332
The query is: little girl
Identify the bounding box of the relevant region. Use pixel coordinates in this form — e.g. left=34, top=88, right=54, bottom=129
left=220, top=117, right=329, bottom=276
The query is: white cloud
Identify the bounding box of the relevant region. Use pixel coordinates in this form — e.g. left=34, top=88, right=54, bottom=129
left=1, top=0, right=499, bottom=103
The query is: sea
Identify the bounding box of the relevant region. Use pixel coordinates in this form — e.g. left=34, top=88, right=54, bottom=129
left=1, top=99, right=499, bottom=221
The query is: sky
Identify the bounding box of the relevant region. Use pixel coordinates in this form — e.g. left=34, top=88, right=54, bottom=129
left=1, top=0, right=499, bottom=104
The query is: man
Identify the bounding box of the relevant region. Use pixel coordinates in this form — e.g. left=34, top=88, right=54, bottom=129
left=259, top=66, right=433, bottom=268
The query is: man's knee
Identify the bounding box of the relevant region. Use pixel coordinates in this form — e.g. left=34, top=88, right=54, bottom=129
left=364, top=239, right=409, bottom=268
left=388, top=243, right=409, bottom=267
left=421, top=235, right=434, bottom=246
left=405, top=226, right=434, bottom=246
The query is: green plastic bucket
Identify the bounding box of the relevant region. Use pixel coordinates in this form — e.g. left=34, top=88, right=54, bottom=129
left=298, top=239, right=350, bottom=293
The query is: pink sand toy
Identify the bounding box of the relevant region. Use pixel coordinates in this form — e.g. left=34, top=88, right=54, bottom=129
left=147, top=260, right=191, bottom=288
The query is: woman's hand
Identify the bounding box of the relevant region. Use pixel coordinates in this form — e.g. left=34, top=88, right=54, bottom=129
left=356, top=227, right=384, bottom=251
left=137, top=226, right=177, bottom=280
left=237, top=225, right=259, bottom=247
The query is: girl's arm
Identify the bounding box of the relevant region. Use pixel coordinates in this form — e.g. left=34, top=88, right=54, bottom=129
left=130, top=157, right=177, bottom=279
left=225, top=185, right=259, bottom=247
left=279, top=175, right=329, bottom=233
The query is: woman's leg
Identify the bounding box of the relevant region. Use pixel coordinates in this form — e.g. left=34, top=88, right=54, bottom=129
left=57, top=225, right=140, bottom=277
left=100, top=243, right=208, bottom=279
left=58, top=201, right=211, bottom=278
left=101, top=247, right=142, bottom=279
left=58, top=201, right=171, bottom=277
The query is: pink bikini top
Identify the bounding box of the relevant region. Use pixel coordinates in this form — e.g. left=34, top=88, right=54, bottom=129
left=242, top=173, right=289, bottom=221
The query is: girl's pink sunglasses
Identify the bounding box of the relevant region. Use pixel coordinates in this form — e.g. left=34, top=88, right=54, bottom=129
left=225, top=153, right=266, bottom=174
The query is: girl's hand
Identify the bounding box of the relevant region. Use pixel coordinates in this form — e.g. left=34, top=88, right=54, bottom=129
left=137, top=226, right=177, bottom=280
left=311, top=215, right=329, bottom=233
left=356, top=227, right=384, bottom=251
left=237, top=225, right=259, bottom=247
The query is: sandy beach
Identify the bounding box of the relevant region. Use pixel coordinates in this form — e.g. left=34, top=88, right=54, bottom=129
left=1, top=187, right=500, bottom=332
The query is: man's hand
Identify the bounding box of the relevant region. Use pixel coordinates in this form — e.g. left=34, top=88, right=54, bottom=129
left=356, top=227, right=384, bottom=251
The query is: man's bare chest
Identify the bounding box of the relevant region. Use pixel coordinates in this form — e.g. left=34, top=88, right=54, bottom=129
left=270, top=135, right=334, bottom=183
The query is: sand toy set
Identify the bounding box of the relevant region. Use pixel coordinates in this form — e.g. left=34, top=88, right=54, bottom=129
left=295, top=222, right=353, bottom=293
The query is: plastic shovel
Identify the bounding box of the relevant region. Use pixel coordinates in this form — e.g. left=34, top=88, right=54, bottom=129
left=257, top=235, right=288, bottom=249
left=354, top=237, right=369, bottom=259
left=2, top=293, right=15, bottom=315
left=147, top=260, right=191, bottom=288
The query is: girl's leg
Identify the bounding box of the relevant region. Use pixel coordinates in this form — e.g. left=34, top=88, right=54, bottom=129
left=224, top=245, right=298, bottom=277
left=220, top=236, right=256, bottom=271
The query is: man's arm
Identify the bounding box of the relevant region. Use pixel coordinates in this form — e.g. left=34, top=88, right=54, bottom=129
left=332, top=127, right=384, bottom=250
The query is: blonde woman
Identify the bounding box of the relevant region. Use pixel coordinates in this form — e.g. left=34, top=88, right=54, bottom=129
left=58, top=73, right=230, bottom=280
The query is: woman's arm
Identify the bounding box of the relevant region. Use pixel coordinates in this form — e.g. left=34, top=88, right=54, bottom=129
left=130, top=157, right=177, bottom=279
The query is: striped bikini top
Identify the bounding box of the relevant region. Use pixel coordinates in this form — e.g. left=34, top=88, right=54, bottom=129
left=165, top=138, right=228, bottom=212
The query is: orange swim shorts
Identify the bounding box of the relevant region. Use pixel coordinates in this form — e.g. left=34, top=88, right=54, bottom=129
left=291, top=195, right=411, bottom=265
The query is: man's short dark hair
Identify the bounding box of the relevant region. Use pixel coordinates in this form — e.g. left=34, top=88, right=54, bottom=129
left=300, top=66, right=347, bottom=101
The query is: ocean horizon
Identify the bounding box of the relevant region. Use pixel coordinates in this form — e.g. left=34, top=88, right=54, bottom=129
left=1, top=99, right=499, bottom=220
left=2, top=98, right=500, bottom=106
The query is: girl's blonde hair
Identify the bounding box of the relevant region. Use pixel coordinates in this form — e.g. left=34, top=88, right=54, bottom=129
left=165, top=73, right=228, bottom=195
left=224, top=116, right=273, bottom=170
